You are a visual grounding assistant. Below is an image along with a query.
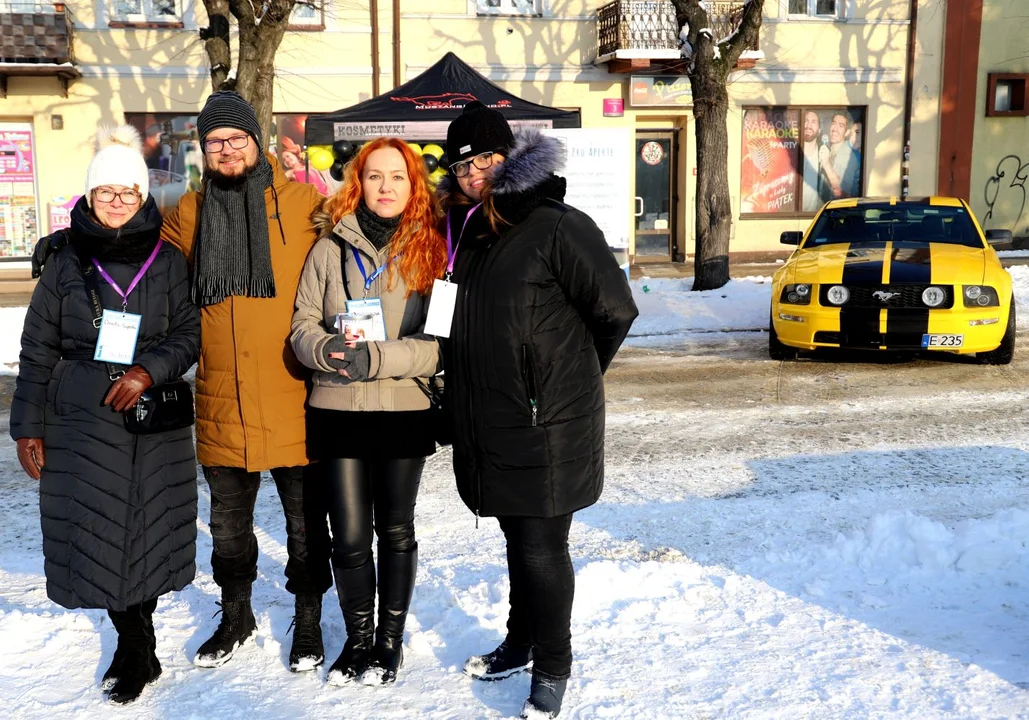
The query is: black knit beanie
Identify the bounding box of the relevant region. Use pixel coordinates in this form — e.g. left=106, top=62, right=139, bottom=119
left=446, top=101, right=515, bottom=167
left=197, top=90, right=263, bottom=145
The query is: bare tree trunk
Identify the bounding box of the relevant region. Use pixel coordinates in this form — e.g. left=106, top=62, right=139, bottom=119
left=692, top=74, right=732, bottom=289
left=199, top=0, right=232, bottom=91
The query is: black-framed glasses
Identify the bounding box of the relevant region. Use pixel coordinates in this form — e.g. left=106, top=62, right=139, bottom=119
left=203, top=134, right=250, bottom=154
left=93, top=187, right=141, bottom=205
left=449, top=151, right=495, bottom=178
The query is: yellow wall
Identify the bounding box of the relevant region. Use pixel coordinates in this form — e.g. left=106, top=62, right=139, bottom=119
left=1, top=0, right=946, bottom=261
left=969, top=0, right=1029, bottom=237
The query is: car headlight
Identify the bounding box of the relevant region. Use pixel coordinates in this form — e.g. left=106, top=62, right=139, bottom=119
left=921, top=286, right=947, bottom=307
left=825, top=285, right=850, bottom=306
left=780, top=284, right=812, bottom=305
left=962, top=285, right=1000, bottom=307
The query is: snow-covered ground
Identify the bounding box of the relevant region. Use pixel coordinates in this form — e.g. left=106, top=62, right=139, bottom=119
left=2, top=270, right=1029, bottom=718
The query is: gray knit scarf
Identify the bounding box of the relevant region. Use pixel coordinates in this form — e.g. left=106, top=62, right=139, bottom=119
left=192, top=155, right=276, bottom=307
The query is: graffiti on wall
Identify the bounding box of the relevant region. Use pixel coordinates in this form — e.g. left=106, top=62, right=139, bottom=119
left=983, top=155, right=1029, bottom=240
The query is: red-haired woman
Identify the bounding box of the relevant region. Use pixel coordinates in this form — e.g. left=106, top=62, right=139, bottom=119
left=291, top=138, right=445, bottom=687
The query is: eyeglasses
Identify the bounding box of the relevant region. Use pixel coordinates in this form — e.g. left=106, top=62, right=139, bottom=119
left=449, top=151, right=495, bottom=178
left=93, top=188, right=141, bottom=205
left=203, top=134, right=250, bottom=154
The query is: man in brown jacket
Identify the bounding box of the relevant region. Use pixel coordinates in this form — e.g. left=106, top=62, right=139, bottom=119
left=160, top=91, right=331, bottom=672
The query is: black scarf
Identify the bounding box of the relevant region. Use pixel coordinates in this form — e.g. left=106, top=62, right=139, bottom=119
left=191, top=154, right=276, bottom=307
left=68, top=195, right=162, bottom=264
left=355, top=201, right=403, bottom=251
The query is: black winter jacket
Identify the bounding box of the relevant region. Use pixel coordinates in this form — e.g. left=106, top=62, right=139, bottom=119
left=441, top=129, right=638, bottom=518
left=11, top=198, right=201, bottom=611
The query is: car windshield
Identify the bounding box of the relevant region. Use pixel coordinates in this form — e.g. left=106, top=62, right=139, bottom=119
left=803, top=204, right=984, bottom=249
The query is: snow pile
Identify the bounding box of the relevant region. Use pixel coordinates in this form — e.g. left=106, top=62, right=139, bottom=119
left=0, top=307, right=26, bottom=374
left=628, top=276, right=771, bottom=337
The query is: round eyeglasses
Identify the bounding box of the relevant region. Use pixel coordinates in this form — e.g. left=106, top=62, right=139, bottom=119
left=449, top=151, right=495, bottom=178
left=93, top=188, right=141, bottom=205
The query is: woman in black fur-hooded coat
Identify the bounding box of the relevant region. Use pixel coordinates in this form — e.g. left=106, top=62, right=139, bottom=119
left=439, top=102, right=638, bottom=719
left=11, top=124, right=200, bottom=705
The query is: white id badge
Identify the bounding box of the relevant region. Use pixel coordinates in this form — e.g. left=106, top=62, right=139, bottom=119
left=94, top=310, right=142, bottom=364
left=424, top=279, right=458, bottom=338
left=344, top=298, right=387, bottom=341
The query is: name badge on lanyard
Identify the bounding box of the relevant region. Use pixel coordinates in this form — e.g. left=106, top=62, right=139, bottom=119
left=425, top=203, right=481, bottom=338
left=91, top=240, right=162, bottom=365
left=346, top=247, right=394, bottom=341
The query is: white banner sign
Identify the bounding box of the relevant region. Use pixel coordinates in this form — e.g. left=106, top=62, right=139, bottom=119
left=543, top=128, right=632, bottom=250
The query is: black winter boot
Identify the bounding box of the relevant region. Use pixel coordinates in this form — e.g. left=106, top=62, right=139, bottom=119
left=464, top=639, right=533, bottom=681
left=100, top=638, right=128, bottom=691
left=194, top=588, right=257, bottom=668
left=107, top=600, right=162, bottom=705
left=520, top=670, right=568, bottom=719
left=360, top=545, right=417, bottom=686
left=326, top=560, right=376, bottom=686
left=288, top=593, right=325, bottom=672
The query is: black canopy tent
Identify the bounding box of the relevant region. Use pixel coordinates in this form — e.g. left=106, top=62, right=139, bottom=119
left=305, top=52, right=581, bottom=146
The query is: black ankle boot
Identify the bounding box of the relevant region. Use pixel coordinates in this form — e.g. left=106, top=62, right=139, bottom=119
left=327, top=560, right=376, bottom=686
left=520, top=670, right=568, bottom=719
left=464, top=639, right=533, bottom=681
left=360, top=546, right=417, bottom=686
left=289, top=593, right=324, bottom=672
left=194, top=588, right=257, bottom=668
left=107, top=600, right=161, bottom=705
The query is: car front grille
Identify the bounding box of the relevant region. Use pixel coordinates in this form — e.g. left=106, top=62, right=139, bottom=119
left=819, top=284, right=954, bottom=309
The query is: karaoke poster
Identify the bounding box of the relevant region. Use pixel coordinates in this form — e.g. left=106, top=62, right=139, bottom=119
left=740, top=108, right=800, bottom=215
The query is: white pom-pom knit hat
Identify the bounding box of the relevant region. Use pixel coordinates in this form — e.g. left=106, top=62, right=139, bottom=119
left=84, top=124, right=150, bottom=206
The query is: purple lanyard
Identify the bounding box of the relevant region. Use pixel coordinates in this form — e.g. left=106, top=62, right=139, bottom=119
left=92, top=240, right=163, bottom=311
left=446, top=203, right=483, bottom=277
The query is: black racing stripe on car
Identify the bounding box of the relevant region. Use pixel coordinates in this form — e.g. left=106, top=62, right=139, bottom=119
left=839, top=309, right=882, bottom=347
left=888, top=246, right=932, bottom=284
left=886, top=309, right=930, bottom=346
left=841, top=243, right=888, bottom=285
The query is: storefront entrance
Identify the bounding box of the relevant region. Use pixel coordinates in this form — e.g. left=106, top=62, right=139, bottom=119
left=634, top=130, right=677, bottom=262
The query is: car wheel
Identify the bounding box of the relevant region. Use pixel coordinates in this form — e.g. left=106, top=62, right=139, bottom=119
left=768, top=312, right=798, bottom=361
left=981, top=301, right=1016, bottom=365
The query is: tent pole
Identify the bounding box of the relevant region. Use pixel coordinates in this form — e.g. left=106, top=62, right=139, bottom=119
left=393, top=0, right=401, bottom=89
left=370, top=0, right=380, bottom=96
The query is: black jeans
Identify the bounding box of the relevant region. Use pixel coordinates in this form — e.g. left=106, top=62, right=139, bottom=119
left=498, top=513, right=575, bottom=679
left=323, top=457, right=424, bottom=569
left=203, top=465, right=333, bottom=597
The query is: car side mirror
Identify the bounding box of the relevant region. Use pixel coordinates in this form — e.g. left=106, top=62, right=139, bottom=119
left=780, top=231, right=802, bottom=246
left=985, top=228, right=1014, bottom=247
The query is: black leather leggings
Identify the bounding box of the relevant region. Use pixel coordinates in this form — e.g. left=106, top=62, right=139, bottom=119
left=323, top=457, right=425, bottom=570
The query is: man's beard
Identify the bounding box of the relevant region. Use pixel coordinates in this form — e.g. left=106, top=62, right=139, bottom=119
left=205, top=159, right=259, bottom=189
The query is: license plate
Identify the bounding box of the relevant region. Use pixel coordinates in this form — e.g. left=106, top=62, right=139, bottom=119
left=922, top=334, right=964, bottom=348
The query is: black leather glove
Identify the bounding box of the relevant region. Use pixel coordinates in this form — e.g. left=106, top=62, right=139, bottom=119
left=31, top=230, right=69, bottom=279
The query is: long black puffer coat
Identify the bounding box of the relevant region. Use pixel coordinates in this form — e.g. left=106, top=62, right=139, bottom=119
left=11, top=197, right=201, bottom=611
left=441, top=129, right=638, bottom=518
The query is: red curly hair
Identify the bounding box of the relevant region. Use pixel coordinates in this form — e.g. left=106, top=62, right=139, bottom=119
left=323, top=138, right=445, bottom=296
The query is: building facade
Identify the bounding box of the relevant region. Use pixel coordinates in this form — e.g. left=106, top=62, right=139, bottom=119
left=1, top=0, right=1014, bottom=273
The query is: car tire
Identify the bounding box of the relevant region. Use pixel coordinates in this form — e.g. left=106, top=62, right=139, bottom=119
left=768, top=313, right=798, bottom=361
left=980, top=301, right=1016, bottom=365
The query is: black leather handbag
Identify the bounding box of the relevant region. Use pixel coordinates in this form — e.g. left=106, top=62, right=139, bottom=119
left=414, top=375, right=451, bottom=447
left=81, top=259, right=195, bottom=435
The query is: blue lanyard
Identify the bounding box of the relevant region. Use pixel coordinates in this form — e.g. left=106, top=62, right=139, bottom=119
left=351, top=246, right=399, bottom=295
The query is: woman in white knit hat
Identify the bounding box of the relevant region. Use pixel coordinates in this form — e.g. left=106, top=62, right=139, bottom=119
left=11, top=125, right=200, bottom=704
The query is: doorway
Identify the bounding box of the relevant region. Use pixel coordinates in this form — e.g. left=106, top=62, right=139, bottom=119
left=634, top=130, right=678, bottom=262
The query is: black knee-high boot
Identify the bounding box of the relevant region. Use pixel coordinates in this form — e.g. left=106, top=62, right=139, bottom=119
left=326, top=559, right=377, bottom=685
left=106, top=599, right=161, bottom=704
left=362, top=544, right=417, bottom=686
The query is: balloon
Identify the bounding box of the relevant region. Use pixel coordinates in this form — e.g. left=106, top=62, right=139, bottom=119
left=407, top=143, right=423, bottom=156
left=429, top=167, right=447, bottom=185
left=439, top=153, right=449, bottom=169
left=332, top=140, right=354, bottom=160
left=422, top=143, right=444, bottom=159
left=309, top=148, right=334, bottom=171
left=423, top=154, right=439, bottom=173
left=330, top=161, right=345, bottom=182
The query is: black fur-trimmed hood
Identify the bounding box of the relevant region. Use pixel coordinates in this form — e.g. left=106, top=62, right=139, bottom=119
left=439, top=127, right=568, bottom=204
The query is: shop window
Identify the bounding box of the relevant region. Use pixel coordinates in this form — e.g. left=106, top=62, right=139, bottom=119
left=0, top=122, right=41, bottom=259
left=289, top=0, right=324, bottom=30
left=740, top=106, right=867, bottom=217
left=986, top=74, right=1029, bottom=117
left=787, top=0, right=840, bottom=18
left=110, top=0, right=181, bottom=25
left=475, top=0, right=541, bottom=17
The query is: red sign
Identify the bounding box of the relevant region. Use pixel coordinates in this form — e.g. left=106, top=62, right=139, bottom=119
left=603, top=98, right=624, bottom=117
left=0, top=130, right=34, bottom=183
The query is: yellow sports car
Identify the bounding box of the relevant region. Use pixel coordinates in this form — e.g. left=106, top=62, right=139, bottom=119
left=769, top=197, right=1016, bottom=364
